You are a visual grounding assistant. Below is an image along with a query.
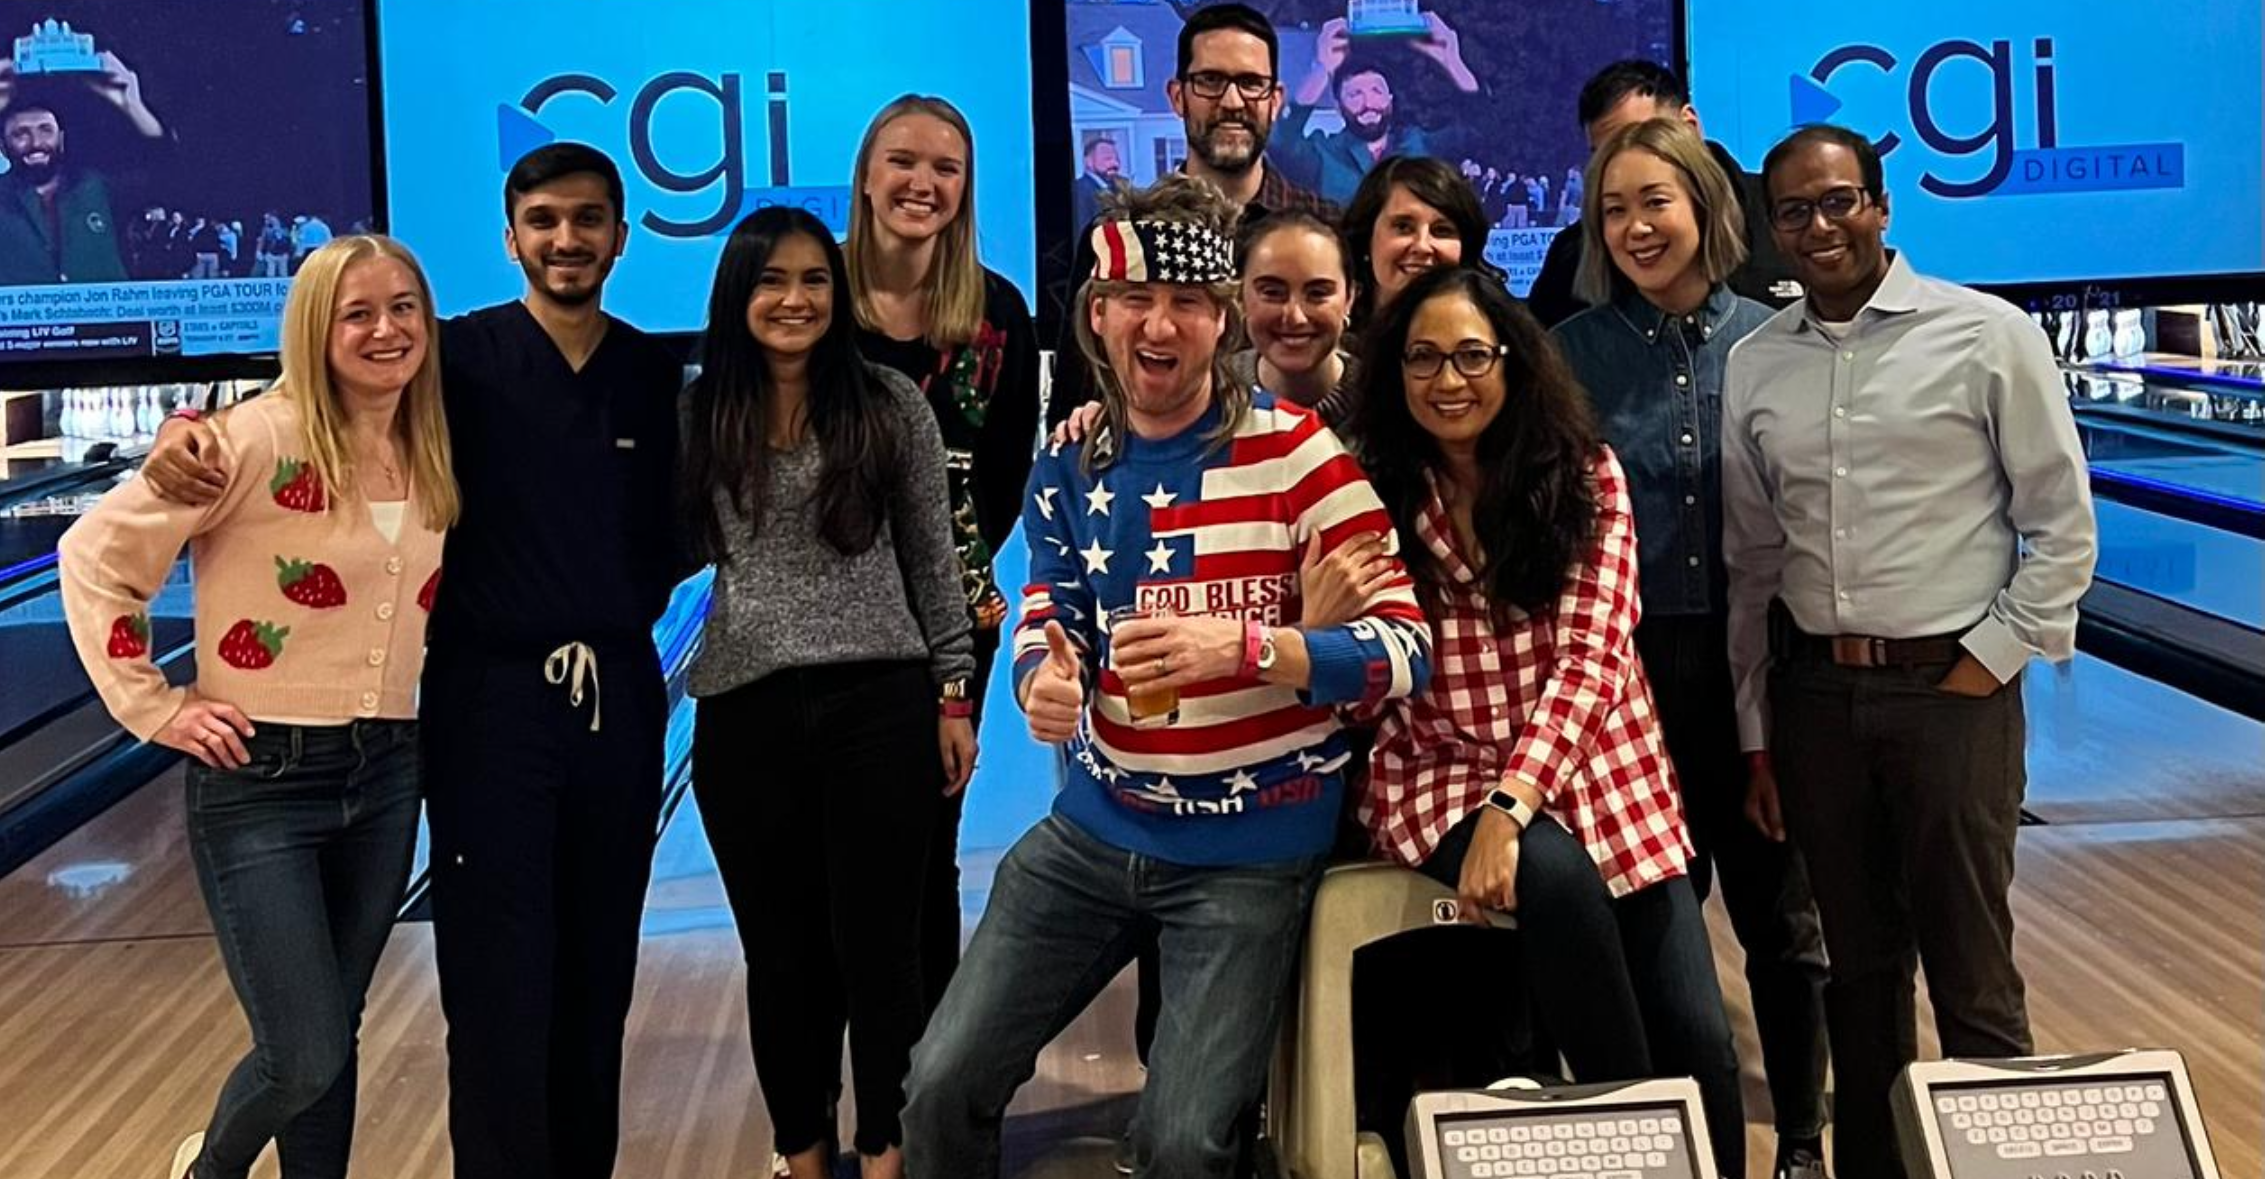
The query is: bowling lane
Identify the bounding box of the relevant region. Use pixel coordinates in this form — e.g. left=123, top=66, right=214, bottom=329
left=0, top=762, right=210, bottom=949
left=2022, top=652, right=2265, bottom=825
left=2092, top=500, right=2265, bottom=629
left=2079, top=412, right=2265, bottom=510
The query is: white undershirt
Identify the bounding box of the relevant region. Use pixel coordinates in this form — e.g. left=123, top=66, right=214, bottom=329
left=368, top=499, right=406, bottom=544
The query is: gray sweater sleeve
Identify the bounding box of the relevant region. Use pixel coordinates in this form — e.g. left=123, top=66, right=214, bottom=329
left=875, top=365, right=978, bottom=687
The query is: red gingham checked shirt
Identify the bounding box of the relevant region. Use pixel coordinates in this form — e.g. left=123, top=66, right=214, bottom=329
left=1357, top=447, right=1693, bottom=898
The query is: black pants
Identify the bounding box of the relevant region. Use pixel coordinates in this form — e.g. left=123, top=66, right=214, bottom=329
left=1637, top=613, right=1830, bottom=1144
left=1770, top=640, right=2032, bottom=1179
left=1422, top=812, right=1745, bottom=1179
left=694, top=660, right=942, bottom=1157
left=921, top=627, right=999, bottom=1014
left=422, top=643, right=666, bottom=1179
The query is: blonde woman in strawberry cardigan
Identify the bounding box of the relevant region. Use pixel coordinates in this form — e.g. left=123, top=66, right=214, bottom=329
left=58, top=234, right=457, bottom=1179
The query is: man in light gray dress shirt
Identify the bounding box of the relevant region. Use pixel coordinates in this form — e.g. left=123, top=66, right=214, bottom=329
left=1721, top=125, right=2099, bottom=1179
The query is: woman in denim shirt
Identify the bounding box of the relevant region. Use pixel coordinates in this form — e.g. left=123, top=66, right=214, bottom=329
left=1549, top=118, right=1835, bottom=1179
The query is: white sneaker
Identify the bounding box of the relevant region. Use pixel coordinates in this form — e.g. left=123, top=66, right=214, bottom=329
left=169, top=1133, right=205, bottom=1179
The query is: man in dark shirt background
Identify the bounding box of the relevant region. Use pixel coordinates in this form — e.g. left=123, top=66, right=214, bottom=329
left=1527, top=60, right=1802, bottom=327
left=1071, top=135, right=1122, bottom=237
left=144, top=142, right=683, bottom=1179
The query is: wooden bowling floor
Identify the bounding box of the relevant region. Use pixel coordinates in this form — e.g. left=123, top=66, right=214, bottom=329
left=0, top=654, right=2258, bottom=1178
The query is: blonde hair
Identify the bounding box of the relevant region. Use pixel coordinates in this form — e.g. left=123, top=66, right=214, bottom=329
left=1575, top=118, right=1750, bottom=306
left=273, top=234, right=459, bottom=530
left=1070, top=174, right=1246, bottom=472
left=845, top=95, right=987, bottom=349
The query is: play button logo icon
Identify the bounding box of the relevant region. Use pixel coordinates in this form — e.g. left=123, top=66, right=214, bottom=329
left=1790, top=73, right=1843, bottom=125
left=496, top=103, right=556, bottom=172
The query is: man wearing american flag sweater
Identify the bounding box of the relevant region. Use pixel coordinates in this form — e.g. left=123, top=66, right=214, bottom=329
left=903, top=175, right=1431, bottom=1179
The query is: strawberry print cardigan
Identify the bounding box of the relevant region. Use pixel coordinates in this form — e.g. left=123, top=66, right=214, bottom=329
left=59, top=392, right=445, bottom=740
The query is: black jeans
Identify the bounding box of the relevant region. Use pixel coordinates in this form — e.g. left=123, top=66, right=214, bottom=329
left=694, top=660, right=942, bottom=1157
left=422, top=643, right=667, bottom=1179
left=1421, top=810, right=1746, bottom=1179
left=1770, top=645, right=2032, bottom=1179
left=921, top=626, right=999, bottom=1014
left=184, top=720, right=420, bottom=1179
left=1637, top=613, right=1830, bottom=1143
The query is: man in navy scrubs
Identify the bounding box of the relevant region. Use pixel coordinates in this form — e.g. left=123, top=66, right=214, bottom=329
left=142, top=143, right=685, bottom=1179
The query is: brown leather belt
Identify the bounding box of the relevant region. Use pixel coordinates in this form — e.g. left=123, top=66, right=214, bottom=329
left=1783, top=629, right=1965, bottom=668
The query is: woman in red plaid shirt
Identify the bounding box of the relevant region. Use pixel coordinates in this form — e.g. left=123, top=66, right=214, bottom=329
left=1317, top=265, right=1745, bottom=1177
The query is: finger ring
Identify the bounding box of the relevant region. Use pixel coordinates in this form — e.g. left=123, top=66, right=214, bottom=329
left=1157, top=657, right=1170, bottom=675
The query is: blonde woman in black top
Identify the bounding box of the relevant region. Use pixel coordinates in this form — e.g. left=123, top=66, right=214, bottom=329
left=843, top=93, right=1041, bottom=1013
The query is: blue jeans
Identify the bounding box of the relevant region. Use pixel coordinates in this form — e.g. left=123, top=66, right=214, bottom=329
left=903, top=813, right=1324, bottom=1179
left=1423, top=812, right=1745, bottom=1179
left=1638, top=613, right=1827, bottom=1146
left=183, top=720, right=421, bottom=1179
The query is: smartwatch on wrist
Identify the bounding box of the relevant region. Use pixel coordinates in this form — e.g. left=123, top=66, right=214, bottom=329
left=1240, top=622, right=1281, bottom=678
left=1483, top=787, right=1536, bottom=831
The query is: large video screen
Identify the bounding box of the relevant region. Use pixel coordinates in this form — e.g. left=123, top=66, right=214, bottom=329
left=1689, top=0, right=2265, bottom=288
left=0, top=1, right=374, bottom=364
left=1063, top=0, right=1675, bottom=295
left=377, top=0, right=1038, bottom=333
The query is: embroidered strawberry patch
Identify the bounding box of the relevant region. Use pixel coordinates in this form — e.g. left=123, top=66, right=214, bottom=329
left=269, top=459, right=326, bottom=513
left=276, top=557, right=347, bottom=608
left=106, top=612, right=150, bottom=659
left=216, top=620, right=288, bottom=670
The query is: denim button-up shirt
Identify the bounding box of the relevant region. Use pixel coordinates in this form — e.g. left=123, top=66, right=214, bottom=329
left=1552, top=284, right=1774, bottom=618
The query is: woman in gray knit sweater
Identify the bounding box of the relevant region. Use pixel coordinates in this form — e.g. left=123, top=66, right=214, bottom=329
left=678, top=206, right=974, bottom=1179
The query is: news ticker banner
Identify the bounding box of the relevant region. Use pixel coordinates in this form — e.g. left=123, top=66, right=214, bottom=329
left=0, top=278, right=289, bottom=360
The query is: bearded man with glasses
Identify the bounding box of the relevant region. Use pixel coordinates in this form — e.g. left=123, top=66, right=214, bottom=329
left=1053, top=3, right=1335, bottom=427
left=1722, top=124, right=2098, bottom=1179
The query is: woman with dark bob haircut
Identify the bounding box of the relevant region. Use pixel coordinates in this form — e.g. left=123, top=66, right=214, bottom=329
left=1339, top=155, right=1505, bottom=327
left=1312, top=264, right=1747, bottom=1175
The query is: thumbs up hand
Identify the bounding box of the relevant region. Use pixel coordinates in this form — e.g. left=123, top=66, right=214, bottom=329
left=1023, top=621, right=1086, bottom=744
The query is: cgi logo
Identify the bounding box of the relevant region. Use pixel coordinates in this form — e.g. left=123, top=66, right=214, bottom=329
left=499, top=69, right=850, bottom=239
left=1793, top=37, right=2184, bottom=199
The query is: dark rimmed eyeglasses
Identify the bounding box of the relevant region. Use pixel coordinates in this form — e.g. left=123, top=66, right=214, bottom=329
left=1770, top=185, right=1874, bottom=232
left=1181, top=71, right=1276, bottom=101
left=1404, top=343, right=1510, bottom=380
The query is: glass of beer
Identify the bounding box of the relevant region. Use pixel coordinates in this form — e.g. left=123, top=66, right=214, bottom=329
left=1112, top=605, right=1180, bottom=728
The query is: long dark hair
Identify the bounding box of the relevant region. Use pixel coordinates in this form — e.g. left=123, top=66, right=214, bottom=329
left=1348, top=267, right=1599, bottom=623
left=681, top=207, right=898, bottom=563
left=1339, top=155, right=1504, bottom=326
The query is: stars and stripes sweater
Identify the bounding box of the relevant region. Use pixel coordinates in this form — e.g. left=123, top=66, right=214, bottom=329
left=1014, top=391, right=1433, bottom=866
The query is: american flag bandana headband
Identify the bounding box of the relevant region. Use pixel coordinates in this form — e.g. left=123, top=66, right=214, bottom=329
left=1089, top=218, right=1235, bottom=285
